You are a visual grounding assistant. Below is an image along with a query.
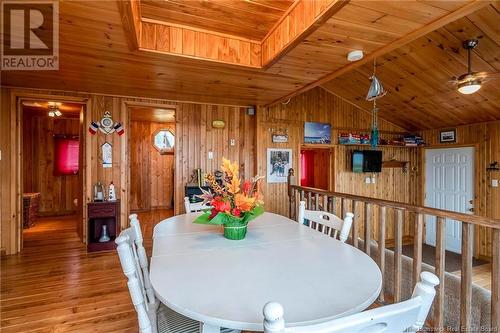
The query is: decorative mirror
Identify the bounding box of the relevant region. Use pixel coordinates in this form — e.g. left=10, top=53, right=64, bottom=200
left=152, top=128, right=175, bottom=155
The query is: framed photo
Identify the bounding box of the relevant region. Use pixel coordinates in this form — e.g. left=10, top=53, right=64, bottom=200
left=440, top=129, right=456, bottom=143
left=267, top=148, right=292, bottom=183
left=304, top=122, right=331, bottom=144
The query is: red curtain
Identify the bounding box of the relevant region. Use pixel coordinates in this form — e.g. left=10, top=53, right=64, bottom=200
left=300, top=150, right=315, bottom=187
left=54, top=137, right=80, bottom=175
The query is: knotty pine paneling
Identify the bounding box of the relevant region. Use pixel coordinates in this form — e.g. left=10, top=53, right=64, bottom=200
left=1, top=86, right=256, bottom=254
left=23, top=114, right=81, bottom=215
left=420, top=121, right=500, bottom=258
left=257, top=87, right=419, bottom=244
left=129, top=121, right=175, bottom=211
left=140, top=22, right=262, bottom=68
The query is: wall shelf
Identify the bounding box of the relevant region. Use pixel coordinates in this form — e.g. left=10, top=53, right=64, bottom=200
left=338, top=143, right=423, bottom=149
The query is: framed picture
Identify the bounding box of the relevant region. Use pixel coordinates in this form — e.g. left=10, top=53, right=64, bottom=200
left=267, top=148, right=292, bottom=183
left=440, top=129, right=456, bottom=143
left=304, top=122, right=331, bottom=144
left=272, top=134, right=288, bottom=143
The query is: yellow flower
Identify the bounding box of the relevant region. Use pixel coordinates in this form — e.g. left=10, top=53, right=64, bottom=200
left=221, top=158, right=239, bottom=178
left=235, top=193, right=255, bottom=212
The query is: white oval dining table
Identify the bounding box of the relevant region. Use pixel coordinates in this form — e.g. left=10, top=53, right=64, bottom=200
left=150, top=212, right=382, bottom=332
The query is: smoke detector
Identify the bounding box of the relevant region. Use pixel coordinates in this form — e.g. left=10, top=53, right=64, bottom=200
left=347, top=50, right=364, bottom=62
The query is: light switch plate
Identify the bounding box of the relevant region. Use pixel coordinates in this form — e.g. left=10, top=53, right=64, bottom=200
left=230, top=139, right=235, bottom=146
left=208, top=151, right=214, bottom=160
left=371, top=176, right=376, bottom=184
left=492, top=179, right=499, bottom=187
left=365, top=177, right=371, bottom=184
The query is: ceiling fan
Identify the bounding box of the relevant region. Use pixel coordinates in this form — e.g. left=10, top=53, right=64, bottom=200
left=451, top=39, right=500, bottom=95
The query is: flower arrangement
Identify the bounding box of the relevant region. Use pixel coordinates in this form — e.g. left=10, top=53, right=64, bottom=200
left=194, top=158, right=264, bottom=240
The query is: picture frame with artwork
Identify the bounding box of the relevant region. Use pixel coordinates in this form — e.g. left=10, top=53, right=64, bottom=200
left=439, top=129, right=456, bottom=143
left=267, top=148, right=292, bottom=183
left=304, top=122, right=331, bottom=144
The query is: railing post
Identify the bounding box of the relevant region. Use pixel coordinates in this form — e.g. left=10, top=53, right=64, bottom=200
left=434, top=216, right=445, bottom=331
left=352, top=200, right=358, bottom=248
left=364, top=203, right=371, bottom=255
left=413, top=213, right=423, bottom=288
left=287, top=169, right=296, bottom=220
left=394, top=209, right=403, bottom=302
left=378, top=206, right=386, bottom=303
left=492, top=228, right=500, bottom=331
left=460, top=222, right=473, bottom=331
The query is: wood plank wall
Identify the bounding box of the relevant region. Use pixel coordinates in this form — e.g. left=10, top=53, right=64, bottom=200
left=140, top=22, right=261, bottom=68
left=420, top=121, right=500, bottom=258
left=0, top=87, right=255, bottom=255
left=23, top=115, right=81, bottom=215
left=256, top=87, right=419, bottom=244
left=129, top=121, right=175, bottom=211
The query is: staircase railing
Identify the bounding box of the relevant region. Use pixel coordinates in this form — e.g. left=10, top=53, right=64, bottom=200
left=287, top=168, right=500, bottom=332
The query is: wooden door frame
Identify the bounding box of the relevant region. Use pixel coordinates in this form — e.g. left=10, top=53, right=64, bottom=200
left=10, top=90, right=90, bottom=253
left=297, top=143, right=336, bottom=192
left=420, top=144, right=479, bottom=257
left=123, top=101, right=178, bottom=217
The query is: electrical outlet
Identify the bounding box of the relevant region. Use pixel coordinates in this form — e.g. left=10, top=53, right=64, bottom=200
left=365, top=177, right=371, bottom=184
left=492, top=179, right=499, bottom=188
left=208, top=151, right=214, bottom=160
left=230, top=139, right=235, bottom=146
left=371, top=176, right=376, bottom=184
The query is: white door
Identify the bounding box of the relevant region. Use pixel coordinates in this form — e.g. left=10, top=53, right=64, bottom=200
left=424, top=147, right=474, bottom=254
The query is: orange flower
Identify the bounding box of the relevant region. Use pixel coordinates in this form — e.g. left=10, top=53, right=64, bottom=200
left=221, top=158, right=239, bottom=178
left=226, top=175, right=241, bottom=195
left=235, top=193, right=256, bottom=212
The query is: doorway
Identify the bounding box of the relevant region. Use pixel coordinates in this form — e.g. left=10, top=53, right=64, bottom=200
left=21, top=100, right=85, bottom=244
left=129, top=106, right=176, bottom=213
left=424, top=147, right=475, bottom=253
left=300, top=147, right=333, bottom=191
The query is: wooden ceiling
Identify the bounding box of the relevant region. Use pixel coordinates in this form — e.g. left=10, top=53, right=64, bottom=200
left=130, top=106, right=175, bottom=123
left=1, top=0, right=497, bottom=130
left=140, top=0, right=294, bottom=40
left=322, top=4, right=500, bottom=131
left=22, top=101, right=82, bottom=118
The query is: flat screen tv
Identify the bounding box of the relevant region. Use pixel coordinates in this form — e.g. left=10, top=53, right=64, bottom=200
left=363, top=150, right=382, bottom=172
left=352, top=150, right=383, bottom=173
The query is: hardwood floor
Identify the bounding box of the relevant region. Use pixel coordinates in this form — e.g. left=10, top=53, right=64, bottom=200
left=452, top=264, right=492, bottom=290
left=0, top=210, right=173, bottom=333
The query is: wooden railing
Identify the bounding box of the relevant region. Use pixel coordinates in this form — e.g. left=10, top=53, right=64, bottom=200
left=287, top=169, right=500, bottom=332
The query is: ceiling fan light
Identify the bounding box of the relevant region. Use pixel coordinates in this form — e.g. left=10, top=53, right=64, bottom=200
left=457, top=80, right=481, bottom=94
left=48, top=111, right=55, bottom=117
left=54, top=110, right=62, bottom=116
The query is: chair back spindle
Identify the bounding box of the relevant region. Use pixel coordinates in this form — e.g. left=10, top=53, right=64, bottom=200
left=298, top=201, right=353, bottom=242
left=263, top=272, right=439, bottom=333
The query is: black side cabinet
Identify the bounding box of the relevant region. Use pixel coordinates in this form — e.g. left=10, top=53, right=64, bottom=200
left=87, top=200, right=120, bottom=252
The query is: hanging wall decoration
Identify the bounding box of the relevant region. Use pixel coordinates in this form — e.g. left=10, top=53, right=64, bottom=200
left=102, top=142, right=113, bottom=168
left=88, top=111, right=125, bottom=136
left=366, top=59, right=386, bottom=149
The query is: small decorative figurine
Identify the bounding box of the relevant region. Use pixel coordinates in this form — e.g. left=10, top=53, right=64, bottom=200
left=93, top=182, right=105, bottom=202
left=108, top=181, right=116, bottom=201
left=99, top=225, right=110, bottom=242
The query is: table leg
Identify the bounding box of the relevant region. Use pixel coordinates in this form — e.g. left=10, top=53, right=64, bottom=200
left=200, top=323, right=221, bottom=333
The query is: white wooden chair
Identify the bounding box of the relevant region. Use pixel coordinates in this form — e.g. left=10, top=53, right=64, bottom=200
left=116, top=214, right=238, bottom=333
left=298, top=201, right=354, bottom=242
left=116, top=214, right=200, bottom=333
left=184, top=196, right=212, bottom=213
left=263, top=271, right=439, bottom=333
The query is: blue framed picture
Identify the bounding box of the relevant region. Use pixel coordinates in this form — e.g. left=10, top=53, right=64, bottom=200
left=304, top=122, right=331, bottom=144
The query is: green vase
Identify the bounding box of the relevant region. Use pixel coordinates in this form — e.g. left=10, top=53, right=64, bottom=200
left=223, top=225, right=247, bottom=240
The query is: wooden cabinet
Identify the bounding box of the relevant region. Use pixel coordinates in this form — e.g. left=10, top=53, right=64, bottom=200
left=87, top=201, right=120, bottom=252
